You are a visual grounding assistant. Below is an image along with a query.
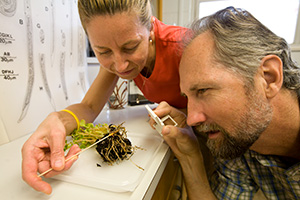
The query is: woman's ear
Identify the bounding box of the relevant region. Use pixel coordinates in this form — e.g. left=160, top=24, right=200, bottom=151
left=151, top=16, right=155, bottom=24
left=260, top=55, right=283, bottom=98
left=149, top=30, right=155, bottom=41
left=149, top=17, right=155, bottom=41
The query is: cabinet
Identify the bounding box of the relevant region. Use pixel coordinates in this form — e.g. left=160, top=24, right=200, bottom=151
left=151, top=154, right=183, bottom=200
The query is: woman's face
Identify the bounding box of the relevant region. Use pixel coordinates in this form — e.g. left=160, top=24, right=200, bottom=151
left=86, top=12, right=151, bottom=80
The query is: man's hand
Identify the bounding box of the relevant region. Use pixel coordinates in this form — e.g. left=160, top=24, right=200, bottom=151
left=148, top=101, right=199, bottom=159
left=161, top=125, right=200, bottom=160
left=148, top=101, right=187, bottom=129
left=148, top=102, right=216, bottom=200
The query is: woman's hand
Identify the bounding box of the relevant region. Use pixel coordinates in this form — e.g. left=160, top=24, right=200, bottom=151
left=21, top=112, right=81, bottom=194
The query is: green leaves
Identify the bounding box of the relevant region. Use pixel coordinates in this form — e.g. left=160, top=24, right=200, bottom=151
left=64, top=120, right=110, bottom=151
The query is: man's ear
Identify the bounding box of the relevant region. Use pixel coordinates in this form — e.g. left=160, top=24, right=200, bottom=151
left=260, top=55, right=283, bottom=98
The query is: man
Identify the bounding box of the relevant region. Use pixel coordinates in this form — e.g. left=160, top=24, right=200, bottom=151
left=154, top=7, right=300, bottom=200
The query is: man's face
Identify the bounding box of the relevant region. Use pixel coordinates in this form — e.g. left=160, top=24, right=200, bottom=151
left=179, top=31, right=273, bottom=159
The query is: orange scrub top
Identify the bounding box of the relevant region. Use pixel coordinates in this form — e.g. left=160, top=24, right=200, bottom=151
left=133, top=17, right=188, bottom=109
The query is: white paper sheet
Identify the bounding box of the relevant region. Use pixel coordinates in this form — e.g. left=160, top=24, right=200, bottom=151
left=0, top=0, right=88, bottom=142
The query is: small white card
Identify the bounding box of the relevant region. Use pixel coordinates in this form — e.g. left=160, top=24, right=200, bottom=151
left=145, top=105, right=177, bottom=135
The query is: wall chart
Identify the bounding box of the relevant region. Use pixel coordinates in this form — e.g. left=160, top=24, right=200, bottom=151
left=0, top=0, right=88, bottom=143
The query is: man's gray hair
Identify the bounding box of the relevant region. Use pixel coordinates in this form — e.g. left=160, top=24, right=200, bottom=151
left=184, top=6, right=300, bottom=97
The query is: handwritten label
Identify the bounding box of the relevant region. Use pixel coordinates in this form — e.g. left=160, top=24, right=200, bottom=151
left=0, top=32, right=15, bottom=45
left=0, top=70, right=19, bottom=80
left=1, top=52, right=16, bottom=63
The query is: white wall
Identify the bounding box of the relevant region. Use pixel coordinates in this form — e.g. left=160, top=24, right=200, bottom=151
left=292, top=52, right=300, bottom=64
left=162, top=0, right=194, bottom=27
left=87, top=59, right=100, bottom=85
left=161, top=0, right=300, bottom=61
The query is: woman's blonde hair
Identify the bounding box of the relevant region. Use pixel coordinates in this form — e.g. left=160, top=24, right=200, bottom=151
left=78, top=0, right=152, bottom=32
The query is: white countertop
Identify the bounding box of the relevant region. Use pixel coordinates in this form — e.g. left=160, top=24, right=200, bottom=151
left=0, top=105, right=170, bottom=200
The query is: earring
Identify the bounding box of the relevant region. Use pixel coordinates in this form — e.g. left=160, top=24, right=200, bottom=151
left=149, top=39, right=153, bottom=44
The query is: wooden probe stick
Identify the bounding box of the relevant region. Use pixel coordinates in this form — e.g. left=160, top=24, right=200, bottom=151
left=38, top=133, right=114, bottom=177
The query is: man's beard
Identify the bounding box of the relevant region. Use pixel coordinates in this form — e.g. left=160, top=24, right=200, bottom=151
left=195, top=89, right=273, bottom=160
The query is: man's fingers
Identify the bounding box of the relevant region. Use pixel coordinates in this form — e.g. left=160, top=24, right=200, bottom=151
left=153, top=101, right=171, bottom=118
left=161, top=125, right=182, bottom=138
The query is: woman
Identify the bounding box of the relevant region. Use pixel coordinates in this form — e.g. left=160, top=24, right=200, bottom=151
left=21, top=0, right=188, bottom=194
left=79, top=0, right=187, bottom=110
